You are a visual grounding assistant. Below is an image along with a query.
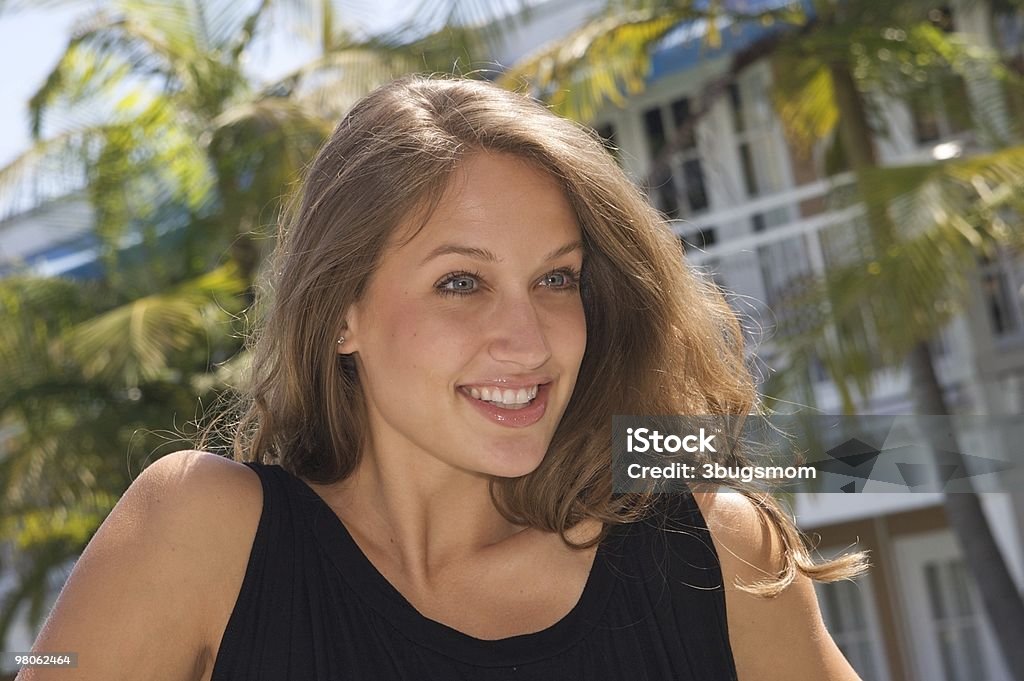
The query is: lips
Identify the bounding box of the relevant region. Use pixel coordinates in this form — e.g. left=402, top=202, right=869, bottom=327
left=459, top=382, right=552, bottom=428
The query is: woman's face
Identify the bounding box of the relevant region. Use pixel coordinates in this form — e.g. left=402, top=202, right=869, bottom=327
left=343, top=152, right=587, bottom=479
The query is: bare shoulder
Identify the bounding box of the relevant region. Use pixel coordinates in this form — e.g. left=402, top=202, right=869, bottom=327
left=689, top=487, right=863, bottom=681
left=689, top=486, right=787, bottom=580
left=128, top=451, right=263, bottom=529
left=135, top=452, right=266, bottom=677
left=133, top=450, right=265, bottom=574
left=19, top=451, right=263, bottom=681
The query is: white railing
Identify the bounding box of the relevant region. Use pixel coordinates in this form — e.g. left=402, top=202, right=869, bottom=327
left=672, top=171, right=858, bottom=264
left=666, top=171, right=1024, bottom=413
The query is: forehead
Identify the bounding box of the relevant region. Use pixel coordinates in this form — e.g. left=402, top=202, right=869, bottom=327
left=387, top=152, right=582, bottom=259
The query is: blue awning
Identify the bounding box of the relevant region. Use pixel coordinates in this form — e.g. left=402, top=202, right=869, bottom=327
left=648, top=0, right=812, bottom=82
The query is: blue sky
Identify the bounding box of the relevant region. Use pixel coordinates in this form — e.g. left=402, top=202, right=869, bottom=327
left=0, top=2, right=418, bottom=168
left=0, top=8, right=79, bottom=168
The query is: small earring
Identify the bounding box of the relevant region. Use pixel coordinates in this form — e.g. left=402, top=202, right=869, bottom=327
left=337, top=336, right=346, bottom=345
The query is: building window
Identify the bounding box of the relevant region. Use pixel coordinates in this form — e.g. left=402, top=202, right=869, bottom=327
left=642, top=98, right=708, bottom=219
left=816, top=574, right=890, bottom=681
left=728, top=77, right=779, bottom=239
left=643, top=106, right=667, bottom=156
left=671, top=96, right=697, bottom=150
left=979, top=247, right=1024, bottom=339
left=924, top=559, right=990, bottom=681
left=682, top=158, right=709, bottom=212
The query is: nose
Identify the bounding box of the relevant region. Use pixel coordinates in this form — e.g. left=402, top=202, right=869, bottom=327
left=486, top=295, right=552, bottom=369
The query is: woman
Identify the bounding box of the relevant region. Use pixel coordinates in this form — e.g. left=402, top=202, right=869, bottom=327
left=22, top=75, right=868, bottom=681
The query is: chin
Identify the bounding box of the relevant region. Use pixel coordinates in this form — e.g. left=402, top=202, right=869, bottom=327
left=478, top=444, right=549, bottom=479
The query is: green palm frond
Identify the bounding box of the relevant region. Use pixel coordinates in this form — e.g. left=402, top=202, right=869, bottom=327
left=404, top=23, right=490, bottom=76
left=858, top=145, right=1024, bottom=250
left=64, top=296, right=198, bottom=384
left=98, top=0, right=271, bottom=57
left=770, top=57, right=837, bottom=157
left=399, top=0, right=530, bottom=46
left=769, top=17, right=1024, bottom=156
left=209, top=96, right=329, bottom=255
left=499, top=11, right=681, bottom=122
left=28, top=2, right=277, bottom=136
left=0, top=278, right=99, bottom=413
left=213, top=96, right=330, bottom=158
left=762, top=213, right=979, bottom=411
left=169, top=0, right=273, bottom=52
left=29, top=10, right=189, bottom=137
left=191, top=346, right=252, bottom=394
left=1, top=495, right=119, bottom=550
left=95, top=99, right=208, bottom=230
left=497, top=0, right=806, bottom=123
left=0, top=128, right=102, bottom=218
left=1, top=101, right=215, bottom=247
left=764, top=145, right=1024, bottom=410
left=265, top=47, right=424, bottom=118
left=62, top=264, right=246, bottom=386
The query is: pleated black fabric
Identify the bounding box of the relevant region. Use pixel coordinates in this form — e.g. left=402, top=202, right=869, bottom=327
left=209, top=462, right=739, bottom=680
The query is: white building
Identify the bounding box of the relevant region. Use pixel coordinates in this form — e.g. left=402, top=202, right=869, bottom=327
left=510, top=1, right=1024, bottom=680
left=0, top=198, right=96, bottom=278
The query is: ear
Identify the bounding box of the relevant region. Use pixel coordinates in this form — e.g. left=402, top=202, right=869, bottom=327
left=335, top=303, right=361, bottom=355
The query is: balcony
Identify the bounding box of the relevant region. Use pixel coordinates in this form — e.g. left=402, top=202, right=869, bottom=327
left=671, top=169, right=1024, bottom=415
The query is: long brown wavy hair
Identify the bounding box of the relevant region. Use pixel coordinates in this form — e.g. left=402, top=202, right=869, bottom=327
left=200, top=74, right=869, bottom=597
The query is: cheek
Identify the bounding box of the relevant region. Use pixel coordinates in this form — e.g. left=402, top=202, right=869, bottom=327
left=371, top=295, right=479, bottom=372
left=556, top=299, right=588, bottom=360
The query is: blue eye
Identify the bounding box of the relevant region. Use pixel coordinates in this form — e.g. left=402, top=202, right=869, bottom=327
left=544, top=271, right=572, bottom=288
left=434, top=267, right=582, bottom=298
left=436, top=271, right=481, bottom=297
left=541, top=267, right=582, bottom=292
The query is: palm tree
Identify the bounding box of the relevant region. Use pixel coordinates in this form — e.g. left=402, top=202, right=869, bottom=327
left=498, top=0, right=1024, bottom=675
left=0, top=264, right=249, bottom=644
left=0, top=0, right=318, bottom=646
left=0, top=0, right=534, bottom=650
left=765, top=5, right=1024, bottom=673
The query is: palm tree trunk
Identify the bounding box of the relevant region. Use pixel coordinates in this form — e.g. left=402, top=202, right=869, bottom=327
left=906, top=339, right=1024, bottom=676
left=829, top=59, right=1024, bottom=679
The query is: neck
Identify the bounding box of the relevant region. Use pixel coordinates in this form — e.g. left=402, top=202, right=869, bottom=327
left=323, top=437, right=529, bottom=587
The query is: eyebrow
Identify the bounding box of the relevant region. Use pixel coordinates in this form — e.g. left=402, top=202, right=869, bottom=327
left=419, top=240, right=584, bottom=266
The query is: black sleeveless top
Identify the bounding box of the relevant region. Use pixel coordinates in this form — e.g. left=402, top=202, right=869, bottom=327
left=210, top=462, right=739, bottom=680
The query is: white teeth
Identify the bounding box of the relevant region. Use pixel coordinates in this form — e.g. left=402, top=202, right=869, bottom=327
left=464, top=384, right=541, bottom=406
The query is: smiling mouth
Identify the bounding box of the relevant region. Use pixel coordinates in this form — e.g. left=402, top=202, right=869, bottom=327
left=458, top=382, right=552, bottom=410
left=458, top=382, right=552, bottom=427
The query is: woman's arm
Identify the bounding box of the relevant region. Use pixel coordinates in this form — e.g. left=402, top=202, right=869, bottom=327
left=692, top=489, right=864, bottom=681
left=15, top=450, right=260, bottom=681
